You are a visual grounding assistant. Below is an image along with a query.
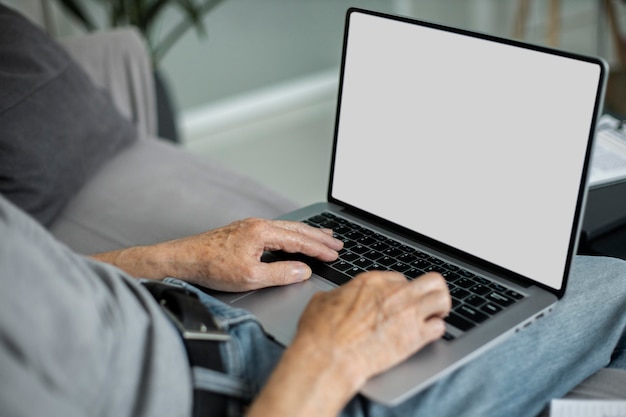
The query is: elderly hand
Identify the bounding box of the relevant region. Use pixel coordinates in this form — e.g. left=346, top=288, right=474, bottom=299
left=92, top=218, right=343, bottom=292
left=295, top=271, right=450, bottom=387
left=246, top=270, right=451, bottom=417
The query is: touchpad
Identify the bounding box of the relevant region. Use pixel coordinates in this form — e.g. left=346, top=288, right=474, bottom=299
left=231, top=276, right=334, bottom=345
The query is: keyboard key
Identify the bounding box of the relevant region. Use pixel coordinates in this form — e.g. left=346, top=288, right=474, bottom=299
left=469, top=284, right=490, bottom=295
left=441, top=271, right=460, bottom=282
left=480, top=302, right=503, bottom=316
left=353, top=257, right=373, bottom=269
left=331, top=260, right=352, bottom=272
left=465, top=294, right=486, bottom=307
left=351, top=244, right=369, bottom=254
left=343, top=240, right=357, bottom=250
left=457, top=305, right=488, bottom=323
left=398, top=245, right=415, bottom=253
left=363, top=250, right=384, bottom=261
left=404, top=268, right=423, bottom=279
left=442, top=263, right=459, bottom=272
left=334, top=225, right=352, bottom=235
left=320, top=220, right=340, bottom=229
left=385, top=239, right=402, bottom=248
left=424, top=265, right=447, bottom=274
left=339, top=251, right=358, bottom=261
left=370, top=241, right=390, bottom=252
left=368, top=263, right=388, bottom=271
left=378, top=256, right=397, bottom=267
left=455, top=278, right=475, bottom=289
left=450, top=287, right=470, bottom=300
left=356, top=236, right=377, bottom=246
left=474, top=276, right=490, bottom=285
left=424, top=256, right=442, bottom=265
left=390, top=262, right=410, bottom=273
left=397, top=253, right=417, bottom=264
left=309, top=215, right=326, bottom=224
left=458, top=269, right=475, bottom=278
left=490, top=283, right=508, bottom=293
left=382, top=247, right=403, bottom=257
left=445, top=312, right=475, bottom=331
left=345, top=266, right=366, bottom=277
left=486, top=291, right=514, bottom=307
left=344, top=231, right=364, bottom=241
left=411, top=259, right=432, bottom=269
left=506, top=290, right=524, bottom=300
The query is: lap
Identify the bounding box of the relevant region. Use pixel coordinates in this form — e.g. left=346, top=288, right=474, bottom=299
left=170, top=255, right=626, bottom=417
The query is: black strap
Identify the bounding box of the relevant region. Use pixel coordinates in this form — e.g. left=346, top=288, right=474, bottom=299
left=141, top=281, right=229, bottom=416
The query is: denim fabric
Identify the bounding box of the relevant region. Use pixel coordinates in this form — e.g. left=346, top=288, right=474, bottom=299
left=164, top=278, right=285, bottom=417
left=167, top=255, right=626, bottom=417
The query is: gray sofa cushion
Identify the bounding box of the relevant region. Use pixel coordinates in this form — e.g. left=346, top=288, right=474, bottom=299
left=50, top=137, right=298, bottom=254
left=0, top=5, right=136, bottom=226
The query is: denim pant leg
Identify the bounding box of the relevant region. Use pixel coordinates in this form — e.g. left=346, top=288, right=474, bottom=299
left=344, top=255, right=626, bottom=417
left=164, top=279, right=286, bottom=417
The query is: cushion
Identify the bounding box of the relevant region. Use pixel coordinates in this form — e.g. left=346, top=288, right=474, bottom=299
left=49, top=138, right=298, bottom=254
left=0, top=5, right=137, bottom=226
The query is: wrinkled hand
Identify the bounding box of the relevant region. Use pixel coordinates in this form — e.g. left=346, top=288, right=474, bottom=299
left=157, top=218, right=344, bottom=291
left=294, top=271, right=451, bottom=388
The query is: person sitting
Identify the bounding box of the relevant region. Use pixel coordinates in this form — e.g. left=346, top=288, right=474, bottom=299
left=0, top=4, right=625, bottom=417
left=1, top=192, right=625, bottom=417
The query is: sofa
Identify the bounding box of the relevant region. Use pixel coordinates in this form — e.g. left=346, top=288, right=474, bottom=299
left=0, top=5, right=624, bottom=415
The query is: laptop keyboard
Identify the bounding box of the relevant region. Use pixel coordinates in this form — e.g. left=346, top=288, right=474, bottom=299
left=304, top=212, right=525, bottom=339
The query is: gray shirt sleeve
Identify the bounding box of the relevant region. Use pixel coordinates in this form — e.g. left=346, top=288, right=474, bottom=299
left=0, top=196, right=192, bottom=417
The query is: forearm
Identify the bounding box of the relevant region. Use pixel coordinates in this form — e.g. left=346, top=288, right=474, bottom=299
left=245, top=337, right=362, bottom=417
left=91, top=244, right=173, bottom=280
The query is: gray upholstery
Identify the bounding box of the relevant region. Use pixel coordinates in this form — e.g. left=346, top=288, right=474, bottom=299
left=48, top=27, right=296, bottom=254
left=0, top=6, right=136, bottom=226
left=49, top=136, right=297, bottom=253
left=61, top=29, right=158, bottom=138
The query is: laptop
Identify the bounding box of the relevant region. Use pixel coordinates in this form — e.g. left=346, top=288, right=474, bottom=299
left=217, top=8, right=607, bottom=405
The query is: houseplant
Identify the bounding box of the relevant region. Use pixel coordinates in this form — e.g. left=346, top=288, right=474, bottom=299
left=52, top=0, right=227, bottom=141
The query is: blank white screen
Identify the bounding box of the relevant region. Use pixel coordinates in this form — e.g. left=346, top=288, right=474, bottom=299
left=331, top=12, right=601, bottom=290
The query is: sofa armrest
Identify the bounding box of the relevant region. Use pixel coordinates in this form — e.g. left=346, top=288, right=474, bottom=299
left=60, top=28, right=158, bottom=137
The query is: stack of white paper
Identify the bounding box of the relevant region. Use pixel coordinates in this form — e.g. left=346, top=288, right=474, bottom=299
left=550, top=399, right=626, bottom=417
left=589, top=114, right=626, bottom=187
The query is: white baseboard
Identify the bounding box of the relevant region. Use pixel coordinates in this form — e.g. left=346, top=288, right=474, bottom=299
left=180, top=69, right=338, bottom=146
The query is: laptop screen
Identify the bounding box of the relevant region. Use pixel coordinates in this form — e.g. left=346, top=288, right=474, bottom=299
left=330, top=10, right=605, bottom=292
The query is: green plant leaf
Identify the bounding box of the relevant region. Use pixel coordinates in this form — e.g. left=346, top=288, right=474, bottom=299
left=177, top=0, right=208, bottom=37
left=54, top=0, right=97, bottom=30
left=153, top=0, right=227, bottom=64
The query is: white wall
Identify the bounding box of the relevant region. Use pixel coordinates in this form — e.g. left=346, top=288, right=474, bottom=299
left=3, top=0, right=619, bottom=116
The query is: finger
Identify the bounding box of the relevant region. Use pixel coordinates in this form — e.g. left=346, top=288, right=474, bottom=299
left=272, top=220, right=344, bottom=251
left=381, top=272, right=450, bottom=318
left=416, top=284, right=452, bottom=319
left=421, top=316, right=447, bottom=343
left=253, top=261, right=313, bottom=288
left=265, top=226, right=343, bottom=262
left=409, top=273, right=450, bottom=299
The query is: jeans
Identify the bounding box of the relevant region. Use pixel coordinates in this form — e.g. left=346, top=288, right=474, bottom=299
left=167, top=255, right=626, bottom=417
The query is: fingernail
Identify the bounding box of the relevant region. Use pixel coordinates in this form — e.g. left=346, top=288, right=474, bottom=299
left=293, top=265, right=311, bottom=281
